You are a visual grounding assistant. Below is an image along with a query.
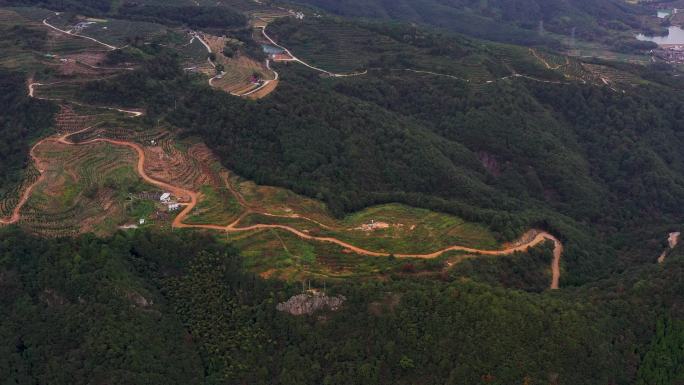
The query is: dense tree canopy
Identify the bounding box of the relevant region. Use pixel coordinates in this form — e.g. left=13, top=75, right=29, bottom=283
left=1, top=227, right=683, bottom=384
left=0, top=70, right=55, bottom=200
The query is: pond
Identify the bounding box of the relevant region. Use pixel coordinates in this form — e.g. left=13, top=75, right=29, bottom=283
left=636, top=26, right=684, bottom=45
left=262, top=44, right=284, bottom=54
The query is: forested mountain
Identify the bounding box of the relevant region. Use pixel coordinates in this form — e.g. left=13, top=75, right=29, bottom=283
left=0, top=71, right=54, bottom=200
left=1, top=0, right=684, bottom=383
left=288, top=0, right=652, bottom=47
left=77, top=28, right=684, bottom=284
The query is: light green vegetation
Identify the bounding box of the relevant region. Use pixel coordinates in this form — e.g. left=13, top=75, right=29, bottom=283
left=237, top=202, right=500, bottom=255
left=0, top=166, right=39, bottom=218
left=229, top=172, right=499, bottom=255
left=229, top=228, right=453, bottom=280
left=333, top=203, right=500, bottom=253
left=185, top=185, right=244, bottom=226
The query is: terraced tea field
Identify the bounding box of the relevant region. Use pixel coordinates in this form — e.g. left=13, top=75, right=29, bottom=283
left=202, top=33, right=276, bottom=95
left=6, top=96, right=559, bottom=283
left=22, top=140, right=147, bottom=237
left=231, top=229, right=411, bottom=280
left=0, top=167, right=39, bottom=219
left=184, top=185, right=243, bottom=225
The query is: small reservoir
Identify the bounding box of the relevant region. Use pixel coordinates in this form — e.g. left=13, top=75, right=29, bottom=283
left=262, top=44, right=285, bottom=54
left=636, top=26, right=684, bottom=45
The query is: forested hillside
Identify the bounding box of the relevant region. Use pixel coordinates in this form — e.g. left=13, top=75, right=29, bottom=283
left=0, top=71, right=54, bottom=201
left=289, top=0, right=653, bottom=49
left=2, top=227, right=684, bottom=384
left=2, top=1, right=684, bottom=383
left=76, top=30, right=684, bottom=284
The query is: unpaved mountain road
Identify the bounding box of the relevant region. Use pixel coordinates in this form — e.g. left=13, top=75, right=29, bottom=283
left=3, top=121, right=564, bottom=289
left=260, top=26, right=367, bottom=78
left=29, top=82, right=143, bottom=116
left=0, top=139, right=49, bottom=225
left=43, top=13, right=117, bottom=50
left=11, top=43, right=566, bottom=288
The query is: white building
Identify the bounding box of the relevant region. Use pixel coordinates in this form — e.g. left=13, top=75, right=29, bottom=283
left=168, top=203, right=181, bottom=211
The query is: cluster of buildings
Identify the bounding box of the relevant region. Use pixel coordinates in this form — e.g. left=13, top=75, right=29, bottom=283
left=653, top=45, right=684, bottom=62
left=160, top=192, right=182, bottom=211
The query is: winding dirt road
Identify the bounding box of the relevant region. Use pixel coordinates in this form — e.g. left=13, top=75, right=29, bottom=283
left=11, top=65, right=566, bottom=289
left=2, top=126, right=564, bottom=288
left=29, top=82, right=143, bottom=116
left=43, top=13, right=117, bottom=50
left=260, top=26, right=367, bottom=78
left=0, top=139, right=48, bottom=225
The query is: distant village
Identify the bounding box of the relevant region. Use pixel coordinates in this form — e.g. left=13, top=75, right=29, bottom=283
left=653, top=44, right=684, bottom=63
left=646, top=6, right=684, bottom=63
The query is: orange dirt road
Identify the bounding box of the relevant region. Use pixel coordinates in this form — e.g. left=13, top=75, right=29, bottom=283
left=3, top=129, right=564, bottom=289
left=0, top=139, right=49, bottom=225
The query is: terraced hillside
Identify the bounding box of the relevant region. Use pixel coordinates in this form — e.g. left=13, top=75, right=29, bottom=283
left=5, top=100, right=560, bottom=283
left=202, top=32, right=276, bottom=95
left=22, top=140, right=144, bottom=237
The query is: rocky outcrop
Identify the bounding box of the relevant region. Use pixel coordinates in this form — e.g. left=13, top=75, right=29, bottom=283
left=126, top=291, right=153, bottom=308
left=276, top=292, right=346, bottom=316
left=40, top=288, right=67, bottom=307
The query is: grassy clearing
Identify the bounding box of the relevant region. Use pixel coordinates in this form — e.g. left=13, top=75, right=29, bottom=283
left=202, top=33, right=274, bottom=95
left=228, top=228, right=411, bottom=280
left=234, top=176, right=335, bottom=225
left=231, top=170, right=499, bottom=255
left=330, top=203, right=499, bottom=254
left=185, top=185, right=243, bottom=226
left=228, top=227, right=483, bottom=280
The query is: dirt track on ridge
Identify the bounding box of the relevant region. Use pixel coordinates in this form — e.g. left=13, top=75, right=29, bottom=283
left=2, top=127, right=564, bottom=288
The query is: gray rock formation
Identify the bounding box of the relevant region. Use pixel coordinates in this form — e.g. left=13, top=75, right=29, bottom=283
left=276, top=292, right=346, bottom=316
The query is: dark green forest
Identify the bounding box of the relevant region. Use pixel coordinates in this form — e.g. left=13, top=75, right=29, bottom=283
left=0, top=70, right=54, bottom=200
left=0, top=1, right=247, bottom=31
left=1, top=227, right=683, bottom=385
left=287, top=0, right=655, bottom=49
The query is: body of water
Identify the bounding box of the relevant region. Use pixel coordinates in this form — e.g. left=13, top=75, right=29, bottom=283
left=262, top=44, right=284, bottom=54
left=637, top=26, right=684, bottom=45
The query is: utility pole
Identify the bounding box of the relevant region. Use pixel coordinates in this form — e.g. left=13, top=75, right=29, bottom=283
left=571, top=27, right=576, bottom=48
